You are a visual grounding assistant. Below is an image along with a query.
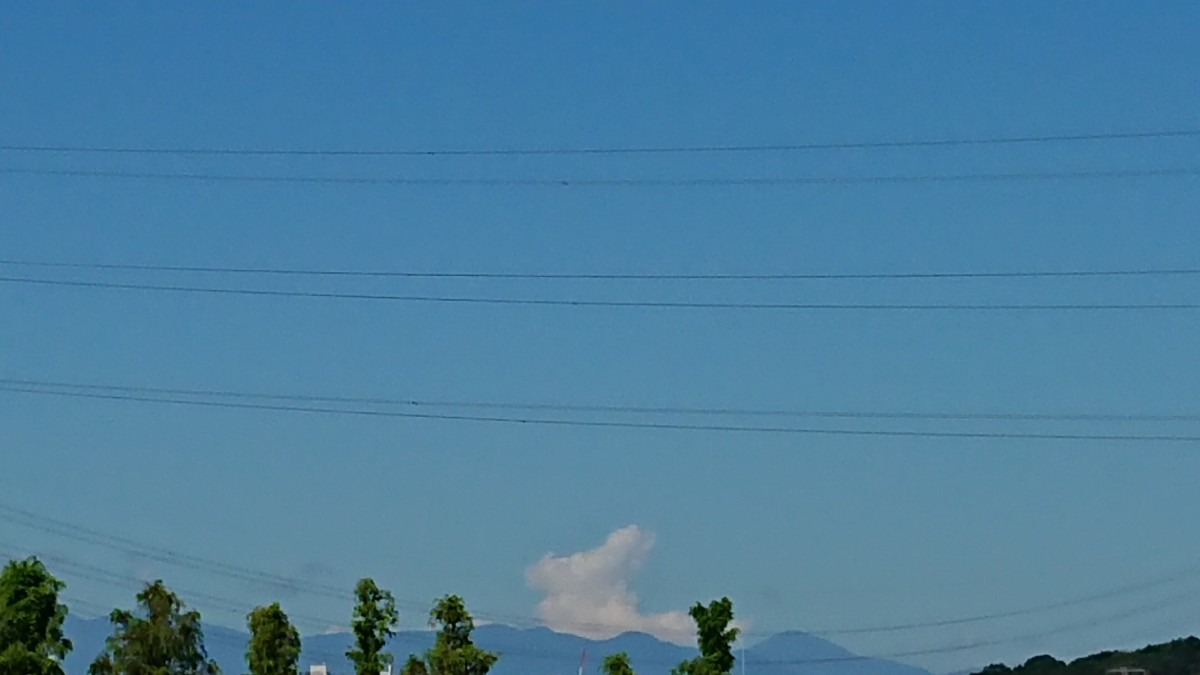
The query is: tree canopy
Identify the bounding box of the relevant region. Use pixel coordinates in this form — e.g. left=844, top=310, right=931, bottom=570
left=246, top=602, right=302, bottom=675
left=346, top=578, right=398, bottom=675
left=672, top=598, right=739, bottom=675
left=0, top=556, right=72, bottom=675
left=601, top=652, right=635, bottom=675
left=426, top=594, right=498, bottom=675
left=88, top=579, right=219, bottom=675
left=402, top=654, right=430, bottom=675
left=975, top=637, right=1200, bottom=675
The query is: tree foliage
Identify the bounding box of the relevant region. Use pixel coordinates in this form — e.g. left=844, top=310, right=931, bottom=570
left=88, top=579, right=219, bottom=675
left=402, top=654, right=430, bottom=675
left=424, top=595, right=498, bottom=675
left=672, top=598, right=739, bottom=675
left=974, top=637, right=1200, bottom=675
left=346, top=578, right=398, bottom=675
left=601, top=652, right=635, bottom=675
left=0, top=556, right=72, bottom=675
left=246, top=603, right=301, bottom=675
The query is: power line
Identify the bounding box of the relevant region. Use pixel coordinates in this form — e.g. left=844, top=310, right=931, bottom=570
left=4, top=385, right=1200, bottom=442
left=36, top=568, right=1200, bottom=666
left=816, top=575, right=1200, bottom=636
left=748, top=588, right=1200, bottom=665
left=3, top=275, right=1199, bottom=312
left=0, top=502, right=355, bottom=604
left=4, top=259, right=1200, bottom=282
left=2, top=535, right=1197, bottom=661
left=4, top=377, right=1196, bottom=424
left=4, top=504, right=1200, bottom=646
left=2, top=166, right=1198, bottom=186
left=45, top=565, right=1194, bottom=669
left=0, top=542, right=334, bottom=628
left=2, top=129, right=1196, bottom=156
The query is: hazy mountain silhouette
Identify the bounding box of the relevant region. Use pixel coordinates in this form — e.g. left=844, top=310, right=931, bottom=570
left=63, top=616, right=934, bottom=675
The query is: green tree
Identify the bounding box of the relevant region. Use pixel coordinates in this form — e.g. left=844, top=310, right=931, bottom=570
left=672, top=598, right=739, bottom=675
left=88, top=579, right=219, bottom=675
left=346, top=578, right=398, bottom=675
left=401, top=654, right=429, bottom=675
left=601, top=653, right=635, bottom=675
left=246, top=603, right=301, bottom=675
left=425, top=595, right=498, bottom=675
left=0, top=556, right=72, bottom=675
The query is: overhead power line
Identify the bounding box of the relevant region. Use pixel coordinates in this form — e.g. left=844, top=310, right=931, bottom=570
left=0, top=541, right=334, bottom=628
left=4, top=259, right=1200, bottom=282
left=4, top=377, right=1197, bottom=424
left=1, top=166, right=1198, bottom=187
left=0, top=507, right=353, bottom=603
left=750, top=588, right=1200, bottom=665
left=3, top=275, right=1199, bottom=311
left=27, top=564, right=1199, bottom=668
left=4, top=384, right=1200, bottom=442
left=4, top=502, right=1200, bottom=644
left=2, top=129, right=1196, bottom=156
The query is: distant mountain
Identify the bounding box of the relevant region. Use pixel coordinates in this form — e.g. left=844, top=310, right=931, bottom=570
left=63, top=616, right=934, bottom=675
left=744, top=631, right=932, bottom=675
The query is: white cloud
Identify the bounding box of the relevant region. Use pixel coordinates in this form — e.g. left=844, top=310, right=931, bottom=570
left=525, top=525, right=696, bottom=645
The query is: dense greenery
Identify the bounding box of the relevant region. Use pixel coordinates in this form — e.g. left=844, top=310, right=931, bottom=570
left=409, top=594, right=499, bottom=675
left=402, top=653, right=431, bottom=675
left=246, top=602, right=302, bottom=675
left=672, top=598, right=740, bottom=675
left=976, top=637, right=1200, bottom=675
left=347, top=578, right=399, bottom=675
left=601, top=652, right=636, bottom=675
left=88, top=580, right=220, bottom=675
left=0, top=556, right=72, bottom=675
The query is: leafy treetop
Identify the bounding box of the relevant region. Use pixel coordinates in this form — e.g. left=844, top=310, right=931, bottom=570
left=87, top=579, right=219, bottom=675
left=0, top=556, right=72, bottom=675
left=246, top=602, right=302, bottom=675
left=346, top=578, right=399, bottom=675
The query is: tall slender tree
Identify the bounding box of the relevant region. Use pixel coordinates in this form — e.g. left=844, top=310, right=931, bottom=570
left=671, top=598, right=739, bottom=675
left=247, top=602, right=302, bottom=675
left=346, top=578, right=398, bottom=675
left=426, top=595, right=498, bottom=675
left=88, top=580, right=219, bottom=675
left=0, top=556, right=72, bottom=675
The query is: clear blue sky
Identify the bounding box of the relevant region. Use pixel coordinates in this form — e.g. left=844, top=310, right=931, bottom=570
left=2, top=2, right=1199, bottom=672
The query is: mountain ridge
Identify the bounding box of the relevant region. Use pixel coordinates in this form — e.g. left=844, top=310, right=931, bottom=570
left=62, top=615, right=935, bottom=675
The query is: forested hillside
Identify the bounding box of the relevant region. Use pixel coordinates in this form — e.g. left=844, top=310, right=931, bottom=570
left=977, top=637, right=1200, bottom=675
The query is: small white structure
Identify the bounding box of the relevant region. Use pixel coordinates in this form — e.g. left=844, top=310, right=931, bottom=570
left=308, top=660, right=392, bottom=675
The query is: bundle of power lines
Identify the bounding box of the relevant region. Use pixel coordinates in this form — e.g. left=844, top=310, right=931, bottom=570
left=2, top=501, right=1199, bottom=665
left=2, top=126, right=1199, bottom=442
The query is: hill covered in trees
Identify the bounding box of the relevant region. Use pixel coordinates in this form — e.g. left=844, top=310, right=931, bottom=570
left=976, top=637, right=1200, bottom=675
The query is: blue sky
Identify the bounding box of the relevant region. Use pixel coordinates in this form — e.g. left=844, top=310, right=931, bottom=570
left=2, top=2, right=1199, bottom=671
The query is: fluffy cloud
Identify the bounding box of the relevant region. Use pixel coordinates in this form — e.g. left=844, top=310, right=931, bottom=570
left=525, top=525, right=695, bottom=644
